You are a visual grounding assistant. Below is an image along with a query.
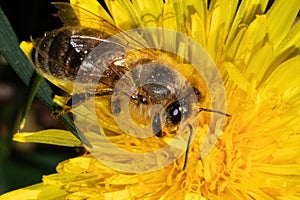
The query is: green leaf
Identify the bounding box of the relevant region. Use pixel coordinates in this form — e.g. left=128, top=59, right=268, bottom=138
left=0, top=6, right=91, bottom=147
left=19, top=73, right=43, bottom=129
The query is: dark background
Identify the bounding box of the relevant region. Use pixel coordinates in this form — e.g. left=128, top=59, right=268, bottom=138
left=0, top=0, right=68, bottom=41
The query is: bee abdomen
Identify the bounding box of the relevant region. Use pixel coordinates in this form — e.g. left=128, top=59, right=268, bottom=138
left=34, top=27, right=104, bottom=81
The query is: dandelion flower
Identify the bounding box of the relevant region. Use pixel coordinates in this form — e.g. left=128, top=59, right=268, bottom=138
left=1, top=0, right=300, bottom=199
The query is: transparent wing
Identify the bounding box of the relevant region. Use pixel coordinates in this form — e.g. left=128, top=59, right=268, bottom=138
left=53, top=2, right=120, bottom=35
left=54, top=2, right=154, bottom=56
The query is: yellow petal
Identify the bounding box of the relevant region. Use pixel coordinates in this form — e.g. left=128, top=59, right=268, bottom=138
left=13, top=129, right=82, bottom=147
left=162, top=0, right=177, bottom=30
left=234, top=15, right=268, bottom=66
left=43, top=173, right=95, bottom=186
left=271, top=20, right=300, bottom=74
left=245, top=43, right=274, bottom=88
left=224, top=26, right=247, bottom=64
left=103, top=189, right=132, bottom=200
left=252, top=163, right=300, bottom=175
left=132, top=0, right=163, bottom=27
left=0, top=184, right=41, bottom=200
left=19, top=41, right=33, bottom=58
left=207, top=0, right=239, bottom=59
left=105, top=0, right=140, bottom=30
left=277, top=20, right=300, bottom=54
left=246, top=189, right=274, bottom=200
left=226, top=0, right=269, bottom=45
left=277, top=194, right=300, bottom=200
left=70, top=0, right=113, bottom=24
left=223, top=61, right=251, bottom=92
left=266, top=0, right=300, bottom=48
left=37, top=184, right=69, bottom=200
left=261, top=55, right=300, bottom=100
left=0, top=183, right=68, bottom=200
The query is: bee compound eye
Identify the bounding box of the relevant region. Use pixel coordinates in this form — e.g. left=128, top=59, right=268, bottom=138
left=166, top=101, right=182, bottom=125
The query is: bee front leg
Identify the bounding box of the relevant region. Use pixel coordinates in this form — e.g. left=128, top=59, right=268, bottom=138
left=182, top=124, right=193, bottom=170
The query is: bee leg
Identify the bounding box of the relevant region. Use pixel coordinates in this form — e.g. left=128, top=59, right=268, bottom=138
left=152, top=112, right=163, bottom=137
left=54, top=88, right=113, bottom=116
left=94, top=88, right=114, bottom=97
left=51, top=93, right=90, bottom=117
left=52, top=106, right=72, bottom=117
left=183, top=124, right=193, bottom=170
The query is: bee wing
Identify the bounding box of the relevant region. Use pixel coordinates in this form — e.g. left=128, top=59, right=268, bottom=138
left=52, top=2, right=120, bottom=36
left=53, top=2, right=152, bottom=52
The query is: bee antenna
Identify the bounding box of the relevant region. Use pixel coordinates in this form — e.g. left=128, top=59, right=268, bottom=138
left=199, top=107, right=231, bottom=117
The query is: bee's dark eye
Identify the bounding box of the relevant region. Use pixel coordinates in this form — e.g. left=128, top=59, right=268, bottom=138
left=166, top=101, right=182, bottom=125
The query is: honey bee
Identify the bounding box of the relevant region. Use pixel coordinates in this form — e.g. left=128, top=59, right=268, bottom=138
left=32, top=2, right=230, bottom=170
